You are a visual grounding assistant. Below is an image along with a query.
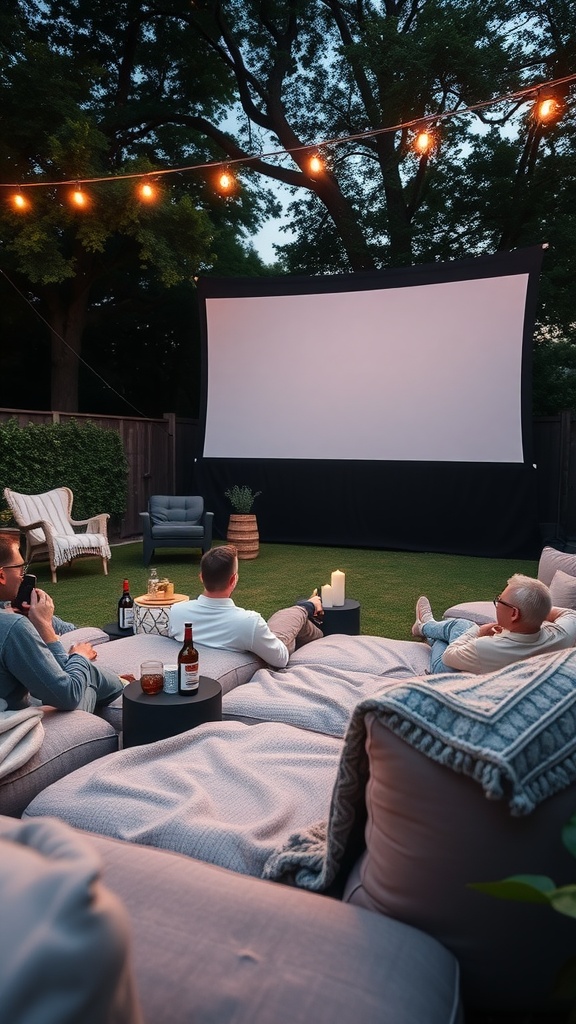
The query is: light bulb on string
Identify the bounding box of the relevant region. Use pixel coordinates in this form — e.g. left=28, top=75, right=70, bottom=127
left=70, top=184, right=88, bottom=209
left=534, top=95, right=563, bottom=124
left=216, top=169, right=235, bottom=194
left=138, top=180, right=157, bottom=202
left=413, top=129, right=434, bottom=156
left=10, top=190, right=30, bottom=212
left=308, top=154, right=324, bottom=175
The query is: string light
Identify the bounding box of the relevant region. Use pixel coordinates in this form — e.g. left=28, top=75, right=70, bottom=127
left=216, top=169, right=235, bottom=193
left=308, top=154, right=324, bottom=175
left=535, top=95, right=563, bottom=124
left=10, top=191, right=30, bottom=212
left=138, top=181, right=157, bottom=202
left=413, top=130, right=434, bottom=156
left=0, top=73, right=572, bottom=208
left=70, top=185, right=88, bottom=209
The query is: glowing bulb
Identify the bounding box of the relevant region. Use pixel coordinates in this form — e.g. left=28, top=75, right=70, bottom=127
left=536, top=97, right=560, bottom=123
left=11, top=192, right=30, bottom=212
left=218, top=171, right=234, bottom=192
left=309, top=155, right=323, bottom=174
left=414, top=131, right=433, bottom=156
left=71, top=188, right=87, bottom=208
left=138, top=182, right=156, bottom=202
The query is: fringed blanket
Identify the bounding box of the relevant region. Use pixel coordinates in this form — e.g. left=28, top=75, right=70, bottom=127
left=0, top=700, right=44, bottom=780
left=262, top=648, right=576, bottom=891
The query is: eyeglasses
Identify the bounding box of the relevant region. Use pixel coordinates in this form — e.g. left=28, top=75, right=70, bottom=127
left=494, top=596, right=516, bottom=610
left=1, top=561, right=29, bottom=575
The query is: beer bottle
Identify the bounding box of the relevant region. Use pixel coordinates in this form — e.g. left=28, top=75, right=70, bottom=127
left=178, top=622, right=199, bottom=693
left=118, top=579, right=134, bottom=630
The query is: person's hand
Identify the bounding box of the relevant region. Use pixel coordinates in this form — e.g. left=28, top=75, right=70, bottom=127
left=308, top=590, right=324, bottom=618
left=26, top=588, right=58, bottom=644
left=69, top=642, right=97, bottom=661
left=477, top=622, right=502, bottom=637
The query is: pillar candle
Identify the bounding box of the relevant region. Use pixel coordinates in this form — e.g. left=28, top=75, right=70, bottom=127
left=321, top=584, right=333, bottom=608
left=331, top=570, right=345, bottom=606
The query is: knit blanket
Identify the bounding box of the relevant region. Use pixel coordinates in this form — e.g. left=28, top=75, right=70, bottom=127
left=0, top=699, right=44, bottom=780
left=24, top=720, right=342, bottom=877
left=262, top=648, right=576, bottom=890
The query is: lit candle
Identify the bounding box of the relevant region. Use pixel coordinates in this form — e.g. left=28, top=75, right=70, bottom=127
left=321, top=584, right=333, bottom=608
left=331, top=570, right=345, bottom=606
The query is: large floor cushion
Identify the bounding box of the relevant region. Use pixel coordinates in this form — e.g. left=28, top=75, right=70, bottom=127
left=0, top=708, right=119, bottom=818
left=444, top=546, right=576, bottom=623
left=0, top=816, right=462, bottom=1024
left=344, top=720, right=576, bottom=1015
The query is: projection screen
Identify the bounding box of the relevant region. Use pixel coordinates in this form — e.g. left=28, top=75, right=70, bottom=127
left=195, top=246, right=544, bottom=557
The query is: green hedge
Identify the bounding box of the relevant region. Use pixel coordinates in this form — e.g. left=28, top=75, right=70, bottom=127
left=0, top=419, right=128, bottom=521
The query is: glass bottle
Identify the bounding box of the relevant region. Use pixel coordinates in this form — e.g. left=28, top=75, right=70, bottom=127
left=178, top=622, right=199, bottom=694
left=147, top=567, right=159, bottom=596
left=118, top=579, right=134, bottom=630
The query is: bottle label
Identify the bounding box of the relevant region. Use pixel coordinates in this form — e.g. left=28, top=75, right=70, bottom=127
left=119, top=607, right=134, bottom=630
left=179, top=663, right=199, bottom=692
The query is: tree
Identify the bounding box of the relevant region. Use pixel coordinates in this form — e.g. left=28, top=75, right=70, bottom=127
left=0, top=2, right=273, bottom=412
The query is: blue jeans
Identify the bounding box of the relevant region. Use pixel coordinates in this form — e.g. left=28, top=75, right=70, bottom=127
left=421, top=618, right=476, bottom=673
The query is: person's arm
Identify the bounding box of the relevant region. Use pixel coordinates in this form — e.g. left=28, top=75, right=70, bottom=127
left=248, top=615, right=291, bottom=669
left=546, top=607, right=576, bottom=623
left=2, top=615, right=94, bottom=710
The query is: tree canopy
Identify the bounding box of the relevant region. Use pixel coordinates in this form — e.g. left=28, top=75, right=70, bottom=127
left=1, top=0, right=575, bottom=414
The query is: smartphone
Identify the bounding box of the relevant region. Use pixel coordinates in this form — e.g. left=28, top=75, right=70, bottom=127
left=11, top=573, right=37, bottom=613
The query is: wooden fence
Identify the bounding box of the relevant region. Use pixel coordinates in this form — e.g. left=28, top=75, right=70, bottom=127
left=0, top=408, right=574, bottom=547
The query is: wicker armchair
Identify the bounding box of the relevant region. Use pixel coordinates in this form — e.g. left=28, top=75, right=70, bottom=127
left=3, top=487, right=111, bottom=583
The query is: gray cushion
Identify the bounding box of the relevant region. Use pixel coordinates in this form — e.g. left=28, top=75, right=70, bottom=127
left=0, top=709, right=118, bottom=818
left=88, top=829, right=462, bottom=1024
left=0, top=816, right=142, bottom=1024
left=344, top=718, right=576, bottom=1014
left=442, top=599, right=494, bottom=624
left=149, top=495, right=203, bottom=525
left=152, top=523, right=204, bottom=539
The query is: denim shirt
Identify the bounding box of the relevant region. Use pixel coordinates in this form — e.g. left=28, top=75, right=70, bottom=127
left=0, top=610, right=93, bottom=710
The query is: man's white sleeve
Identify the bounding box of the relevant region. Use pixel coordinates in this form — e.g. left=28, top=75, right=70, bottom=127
left=249, top=616, right=289, bottom=668
left=440, top=625, right=483, bottom=672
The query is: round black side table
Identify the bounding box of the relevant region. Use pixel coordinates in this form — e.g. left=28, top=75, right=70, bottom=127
left=122, top=676, right=222, bottom=748
left=320, top=598, right=361, bottom=636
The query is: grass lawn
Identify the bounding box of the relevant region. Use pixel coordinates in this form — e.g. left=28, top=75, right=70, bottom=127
left=35, top=541, right=539, bottom=639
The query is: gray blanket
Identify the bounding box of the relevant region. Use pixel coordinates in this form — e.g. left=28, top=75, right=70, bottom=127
left=262, top=648, right=576, bottom=890
left=0, top=700, right=44, bottom=780
left=222, top=634, right=431, bottom=735
left=25, top=720, right=342, bottom=877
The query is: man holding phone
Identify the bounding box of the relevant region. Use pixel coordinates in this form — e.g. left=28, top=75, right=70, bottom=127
left=0, top=532, right=124, bottom=712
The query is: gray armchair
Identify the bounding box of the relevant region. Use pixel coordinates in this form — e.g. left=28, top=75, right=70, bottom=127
left=140, top=496, right=214, bottom=566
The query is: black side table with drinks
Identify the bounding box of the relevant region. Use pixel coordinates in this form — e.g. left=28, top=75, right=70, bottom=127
left=121, top=621, right=222, bottom=748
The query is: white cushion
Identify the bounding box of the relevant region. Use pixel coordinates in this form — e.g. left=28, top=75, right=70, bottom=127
left=443, top=600, right=494, bottom=625
left=549, top=569, right=576, bottom=610
left=537, top=547, right=576, bottom=587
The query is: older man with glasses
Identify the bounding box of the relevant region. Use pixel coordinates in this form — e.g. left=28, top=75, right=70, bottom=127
left=411, top=573, right=576, bottom=674
left=0, top=532, right=124, bottom=712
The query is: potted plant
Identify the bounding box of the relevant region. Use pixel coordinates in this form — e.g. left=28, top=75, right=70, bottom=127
left=224, top=485, right=262, bottom=560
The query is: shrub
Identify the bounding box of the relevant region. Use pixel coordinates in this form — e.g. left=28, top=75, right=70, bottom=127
left=0, top=418, right=128, bottom=519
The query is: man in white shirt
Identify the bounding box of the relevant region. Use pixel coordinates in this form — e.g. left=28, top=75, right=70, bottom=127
left=412, top=573, right=576, bottom=675
left=168, top=545, right=323, bottom=669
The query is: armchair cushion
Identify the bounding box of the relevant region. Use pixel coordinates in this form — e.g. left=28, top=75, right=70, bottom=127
left=149, top=495, right=204, bottom=526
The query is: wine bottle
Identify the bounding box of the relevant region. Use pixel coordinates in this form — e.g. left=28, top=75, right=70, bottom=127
left=178, top=622, right=199, bottom=693
left=118, top=578, right=134, bottom=631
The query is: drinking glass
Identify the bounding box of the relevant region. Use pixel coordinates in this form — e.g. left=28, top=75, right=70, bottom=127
left=140, top=660, right=164, bottom=695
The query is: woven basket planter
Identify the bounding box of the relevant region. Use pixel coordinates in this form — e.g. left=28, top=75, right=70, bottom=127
left=226, top=514, right=259, bottom=560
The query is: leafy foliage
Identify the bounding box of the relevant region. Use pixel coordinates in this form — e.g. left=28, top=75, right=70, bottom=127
left=0, top=419, right=128, bottom=520
left=224, top=484, right=262, bottom=514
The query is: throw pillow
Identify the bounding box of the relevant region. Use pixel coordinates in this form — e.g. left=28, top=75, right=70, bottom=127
left=550, top=569, right=576, bottom=610
left=538, top=546, right=576, bottom=587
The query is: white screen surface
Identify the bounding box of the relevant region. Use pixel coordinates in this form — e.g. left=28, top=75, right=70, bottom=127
left=202, top=271, right=529, bottom=462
